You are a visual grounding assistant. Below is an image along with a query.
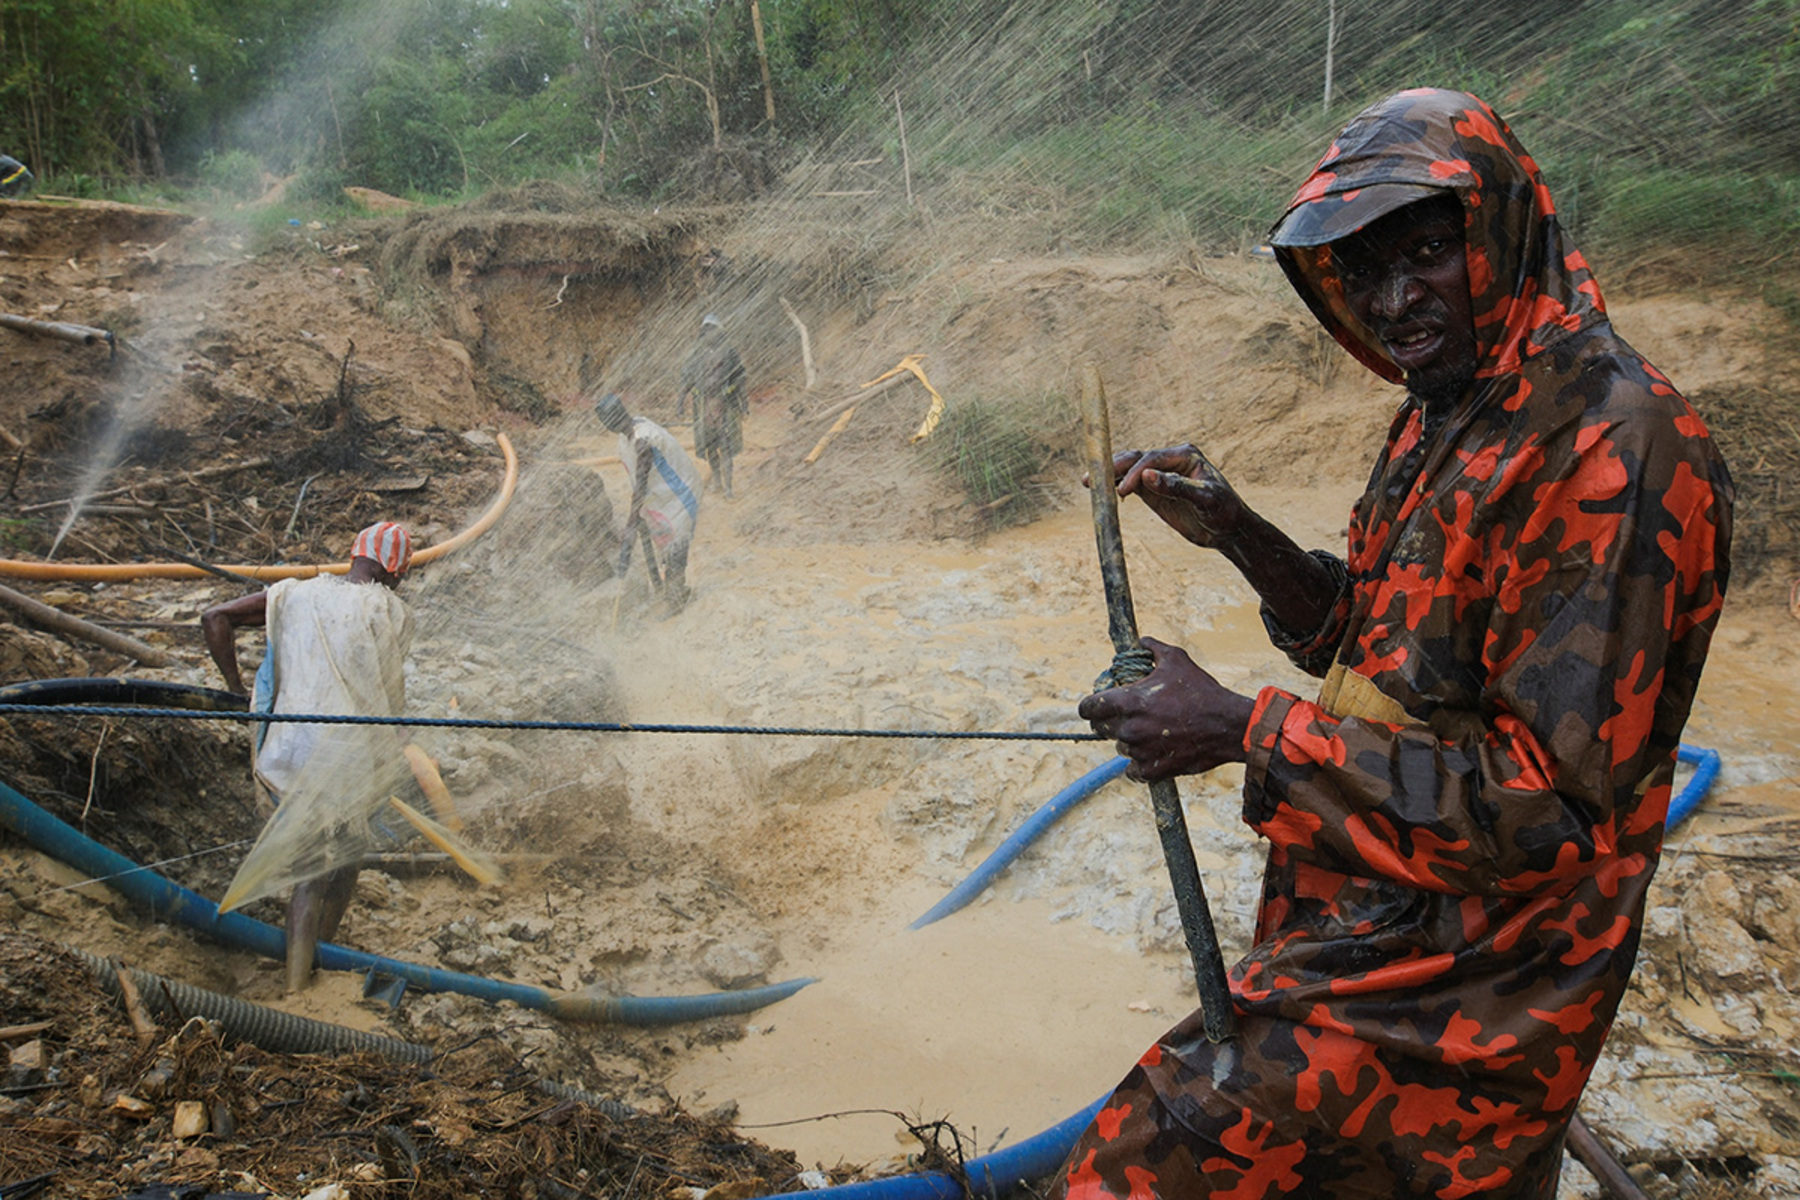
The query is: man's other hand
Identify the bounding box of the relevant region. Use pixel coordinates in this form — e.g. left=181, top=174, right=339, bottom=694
left=1078, top=637, right=1256, bottom=781
left=1098, top=445, right=1248, bottom=551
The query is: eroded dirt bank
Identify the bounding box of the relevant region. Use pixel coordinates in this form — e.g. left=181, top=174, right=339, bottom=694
left=1, top=196, right=1797, bottom=1199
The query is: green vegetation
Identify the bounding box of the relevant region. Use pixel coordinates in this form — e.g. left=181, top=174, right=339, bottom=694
left=1, top=0, right=1795, bottom=280
left=930, top=392, right=1077, bottom=530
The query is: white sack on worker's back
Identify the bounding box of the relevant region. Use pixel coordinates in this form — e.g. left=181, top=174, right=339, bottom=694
left=220, top=574, right=414, bottom=913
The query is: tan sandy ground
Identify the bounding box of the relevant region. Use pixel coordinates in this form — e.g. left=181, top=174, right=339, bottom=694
left=1, top=196, right=1796, bottom=1198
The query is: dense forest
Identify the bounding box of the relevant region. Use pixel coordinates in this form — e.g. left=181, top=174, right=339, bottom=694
left=2, top=0, right=1797, bottom=269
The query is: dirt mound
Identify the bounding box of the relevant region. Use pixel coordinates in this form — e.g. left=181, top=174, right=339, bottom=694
left=0, top=199, right=194, bottom=264
left=0, top=929, right=815, bottom=1199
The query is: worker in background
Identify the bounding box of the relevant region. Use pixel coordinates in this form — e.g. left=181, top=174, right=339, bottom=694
left=595, top=392, right=702, bottom=612
left=678, top=314, right=747, bottom=498
left=201, top=522, right=416, bottom=992
left=0, top=155, right=34, bottom=199
left=1057, top=88, right=1732, bottom=1198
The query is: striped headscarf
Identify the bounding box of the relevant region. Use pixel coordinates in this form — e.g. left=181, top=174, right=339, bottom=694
left=350, top=522, right=412, bottom=576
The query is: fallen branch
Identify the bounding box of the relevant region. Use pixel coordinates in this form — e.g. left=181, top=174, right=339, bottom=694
left=0, top=1021, right=53, bottom=1041
left=1567, top=1114, right=1650, bottom=1200
left=778, top=296, right=818, bottom=391
left=18, top=457, right=273, bottom=514
left=804, top=372, right=909, bottom=425
left=804, top=406, right=859, bottom=465
left=0, top=312, right=114, bottom=350
left=0, top=582, right=176, bottom=666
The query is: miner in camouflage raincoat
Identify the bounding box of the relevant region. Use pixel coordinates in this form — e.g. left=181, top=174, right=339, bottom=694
left=1059, top=88, right=1733, bottom=1198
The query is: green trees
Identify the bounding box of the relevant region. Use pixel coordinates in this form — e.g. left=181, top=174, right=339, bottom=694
left=0, top=0, right=1792, bottom=266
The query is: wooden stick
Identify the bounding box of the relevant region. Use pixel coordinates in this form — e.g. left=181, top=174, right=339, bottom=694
left=403, top=744, right=463, bottom=833
left=388, top=796, right=503, bottom=887
left=0, top=1021, right=53, bottom=1041
left=0, top=312, right=113, bottom=348
left=778, top=296, right=818, bottom=390
left=894, top=90, right=914, bottom=207
left=804, top=406, right=858, bottom=465
left=1566, top=1114, right=1650, bottom=1200
left=0, top=423, right=21, bottom=451
left=0, top=582, right=175, bottom=666
left=805, top=371, right=909, bottom=425
left=111, top=960, right=160, bottom=1048
left=1081, top=364, right=1235, bottom=1042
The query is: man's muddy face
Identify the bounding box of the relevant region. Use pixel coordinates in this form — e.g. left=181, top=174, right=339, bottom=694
left=1333, top=197, right=1478, bottom=405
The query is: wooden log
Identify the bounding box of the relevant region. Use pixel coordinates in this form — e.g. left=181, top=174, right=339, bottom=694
left=0, top=312, right=113, bottom=348
left=0, top=582, right=176, bottom=666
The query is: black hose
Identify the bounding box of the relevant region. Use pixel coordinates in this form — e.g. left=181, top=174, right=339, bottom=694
left=0, top=677, right=248, bottom=711
left=73, top=947, right=635, bottom=1120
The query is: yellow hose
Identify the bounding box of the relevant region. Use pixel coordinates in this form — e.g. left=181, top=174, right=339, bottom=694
left=0, top=434, right=517, bottom=582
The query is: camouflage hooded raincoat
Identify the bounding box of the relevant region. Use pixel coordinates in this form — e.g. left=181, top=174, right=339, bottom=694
left=1055, top=88, right=1733, bottom=1199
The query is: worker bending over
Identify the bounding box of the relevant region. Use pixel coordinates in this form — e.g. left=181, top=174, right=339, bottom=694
left=202, top=522, right=416, bottom=992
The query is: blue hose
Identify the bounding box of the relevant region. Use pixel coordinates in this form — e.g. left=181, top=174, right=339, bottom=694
left=768, top=744, right=1724, bottom=1197
left=0, top=774, right=814, bottom=1024
left=2, top=675, right=1725, bottom=1191
left=1668, top=743, right=1721, bottom=830
left=909, top=757, right=1129, bottom=930
left=786, top=1098, right=1108, bottom=1200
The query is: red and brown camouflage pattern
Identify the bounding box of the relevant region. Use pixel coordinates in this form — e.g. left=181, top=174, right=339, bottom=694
left=1054, top=89, right=1733, bottom=1198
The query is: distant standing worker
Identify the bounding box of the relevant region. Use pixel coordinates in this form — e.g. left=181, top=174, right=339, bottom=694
left=678, top=314, right=747, bottom=498
left=201, top=522, right=416, bottom=993
left=595, top=392, right=703, bottom=612
left=0, top=155, right=34, bottom=199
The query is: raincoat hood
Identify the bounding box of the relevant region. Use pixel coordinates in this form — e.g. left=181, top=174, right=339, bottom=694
left=1271, top=88, right=1606, bottom=388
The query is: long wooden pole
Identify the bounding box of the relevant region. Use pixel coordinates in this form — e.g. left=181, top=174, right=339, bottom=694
left=1080, top=364, right=1236, bottom=1043
left=0, top=582, right=175, bottom=666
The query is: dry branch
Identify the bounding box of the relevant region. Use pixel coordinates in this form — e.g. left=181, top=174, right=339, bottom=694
left=804, top=407, right=859, bottom=466
left=804, top=372, right=910, bottom=425
left=0, top=1021, right=53, bottom=1041
left=778, top=296, right=818, bottom=390
left=111, top=960, right=160, bottom=1049
left=0, top=582, right=176, bottom=666
left=19, top=457, right=273, bottom=514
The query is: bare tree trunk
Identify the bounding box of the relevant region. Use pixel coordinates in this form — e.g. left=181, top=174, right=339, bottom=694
left=140, top=110, right=165, bottom=178
left=325, top=77, right=348, bottom=171
left=750, top=0, right=776, bottom=130
left=704, top=7, right=723, bottom=149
